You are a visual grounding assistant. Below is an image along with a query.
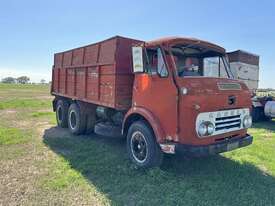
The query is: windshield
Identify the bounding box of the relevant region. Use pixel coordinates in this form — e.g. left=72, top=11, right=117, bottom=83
left=171, top=44, right=232, bottom=78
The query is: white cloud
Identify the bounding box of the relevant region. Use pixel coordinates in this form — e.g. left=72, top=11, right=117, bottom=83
left=0, top=67, right=51, bottom=83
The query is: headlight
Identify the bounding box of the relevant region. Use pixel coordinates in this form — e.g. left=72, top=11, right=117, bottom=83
left=207, top=123, right=215, bottom=135
left=243, top=115, right=252, bottom=128
left=198, top=123, right=208, bottom=136
left=198, top=121, right=215, bottom=137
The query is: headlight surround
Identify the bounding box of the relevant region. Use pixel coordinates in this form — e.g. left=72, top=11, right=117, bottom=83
left=243, top=115, right=252, bottom=128
left=198, top=121, right=215, bottom=137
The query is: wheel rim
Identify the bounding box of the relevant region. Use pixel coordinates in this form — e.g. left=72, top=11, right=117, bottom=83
left=130, top=131, right=148, bottom=163
left=69, top=110, right=77, bottom=129
left=57, top=106, right=62, bottom=122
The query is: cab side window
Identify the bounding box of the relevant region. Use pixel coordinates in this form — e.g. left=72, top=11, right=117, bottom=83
left=157, top=48, right=168, bottom=77
left=145, top=48, right=168, bottom=77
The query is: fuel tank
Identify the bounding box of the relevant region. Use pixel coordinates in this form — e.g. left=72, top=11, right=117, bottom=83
left=264, top=101, right=275, bottom=118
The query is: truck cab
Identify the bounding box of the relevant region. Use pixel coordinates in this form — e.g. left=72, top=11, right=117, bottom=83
left=126, top=37, right=253, bottom=166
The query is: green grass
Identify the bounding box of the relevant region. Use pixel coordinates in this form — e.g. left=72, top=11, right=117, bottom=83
left=0, top=83, right=50, bottom=90
left=31, top=111, right=56, bottom=124
left=0, top=145, right=28, bottom=160
left=40, top=157, right=85, bottom=191
left=0, top=83, right=275, bottom=205
left=31, top=111, right=53, bottom=117
left=41, top=126, right=275, bottom=206
left=0, top=98, right=51, bottom=110
left=0, top=126, right=30, bottom=145
left=0, top=83, right=52, bottom=110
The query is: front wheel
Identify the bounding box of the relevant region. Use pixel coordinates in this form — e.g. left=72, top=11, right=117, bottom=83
left=126, top=121, right=163, bottom=168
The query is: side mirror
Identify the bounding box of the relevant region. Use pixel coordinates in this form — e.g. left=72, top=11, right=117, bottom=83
left=132, top=47, right=144, bottom=73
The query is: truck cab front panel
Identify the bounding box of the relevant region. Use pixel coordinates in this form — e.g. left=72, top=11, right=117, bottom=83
left=177, top=77, right=252, bottom=145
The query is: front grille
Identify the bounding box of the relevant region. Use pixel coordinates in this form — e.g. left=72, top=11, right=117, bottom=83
left=215, top=114, right=241, bottom=131
left=196, top=108, right=249, bottom=136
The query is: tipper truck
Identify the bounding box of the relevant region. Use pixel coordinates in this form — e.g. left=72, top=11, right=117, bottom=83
left=51, top=36, right=253, bottom=168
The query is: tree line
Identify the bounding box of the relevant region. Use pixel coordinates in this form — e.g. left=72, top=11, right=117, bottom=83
left=1, top=76, right=49, bottom=84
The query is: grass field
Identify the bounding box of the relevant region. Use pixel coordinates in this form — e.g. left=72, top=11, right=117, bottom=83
left=0, top=83, right=275, bottom=206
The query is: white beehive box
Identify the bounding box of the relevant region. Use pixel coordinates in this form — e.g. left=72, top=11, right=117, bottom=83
left=227, top=50, right=259, bottom=91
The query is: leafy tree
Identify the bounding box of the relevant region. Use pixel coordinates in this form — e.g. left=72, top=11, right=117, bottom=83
left=1, top=77, right=16, bottom=84
left=17, top=76, right=30, bottom=84
left=40, top=79, right=46, bottom=84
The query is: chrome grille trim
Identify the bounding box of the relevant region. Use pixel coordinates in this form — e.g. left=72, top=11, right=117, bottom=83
left=196, top=108, right=250, bottom=136
left=215, top=115, right=241, bottom=131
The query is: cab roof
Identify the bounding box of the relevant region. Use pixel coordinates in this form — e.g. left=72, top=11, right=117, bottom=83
left=146, top=37, right=226, bottom=54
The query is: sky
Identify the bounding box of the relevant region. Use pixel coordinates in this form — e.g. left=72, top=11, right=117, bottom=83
left=0, top=0, right=274, bottom=87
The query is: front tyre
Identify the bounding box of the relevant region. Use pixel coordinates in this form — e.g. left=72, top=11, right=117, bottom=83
left=126, top=121, right=163, bottom=168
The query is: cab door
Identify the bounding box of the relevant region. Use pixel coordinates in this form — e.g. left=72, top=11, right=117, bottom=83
left=133, top=47, right=178, bottom=142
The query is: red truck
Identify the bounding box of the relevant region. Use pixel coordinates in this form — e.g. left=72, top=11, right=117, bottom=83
left=51, top=36, right=253, bottom=168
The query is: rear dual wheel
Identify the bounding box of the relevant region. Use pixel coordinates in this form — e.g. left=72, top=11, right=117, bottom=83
left=56, top=100, right=69, bottom=128
left=56, top=100, right=96, bottom=135
left=68, top=103, right=87, bottom=135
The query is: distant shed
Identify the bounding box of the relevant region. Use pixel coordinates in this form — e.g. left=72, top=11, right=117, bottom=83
left=227, top=50, right=260, bottom=91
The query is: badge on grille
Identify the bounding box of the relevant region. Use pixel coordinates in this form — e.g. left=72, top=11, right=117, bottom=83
left=228, top=95, right=236, bottom=105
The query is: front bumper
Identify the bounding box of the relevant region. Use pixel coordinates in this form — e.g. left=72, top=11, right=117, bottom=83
left=175, top=134, right=253, bottom=157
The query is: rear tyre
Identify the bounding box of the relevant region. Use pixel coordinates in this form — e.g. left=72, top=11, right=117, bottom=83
left=68, top=103, right=86, bottom=135
left=56, top=100, right=69, bottom=128
left=126, top=121, right=163, bottom=168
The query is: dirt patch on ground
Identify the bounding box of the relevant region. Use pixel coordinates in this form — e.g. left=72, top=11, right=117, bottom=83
left=0, top=148, right=36, bottom=205
left=5, top=110, right=17, bottom=114
left=14, top=120, right=32, bottom=129
left=0, top=112, right=58, bottom=205
left=34, top=95, right=53, bottom=100
left=36, top=122, right=54, bottom=134
left=0, top=109, right=17, bottom=115
left=0, top=109, right=53, bottom=130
